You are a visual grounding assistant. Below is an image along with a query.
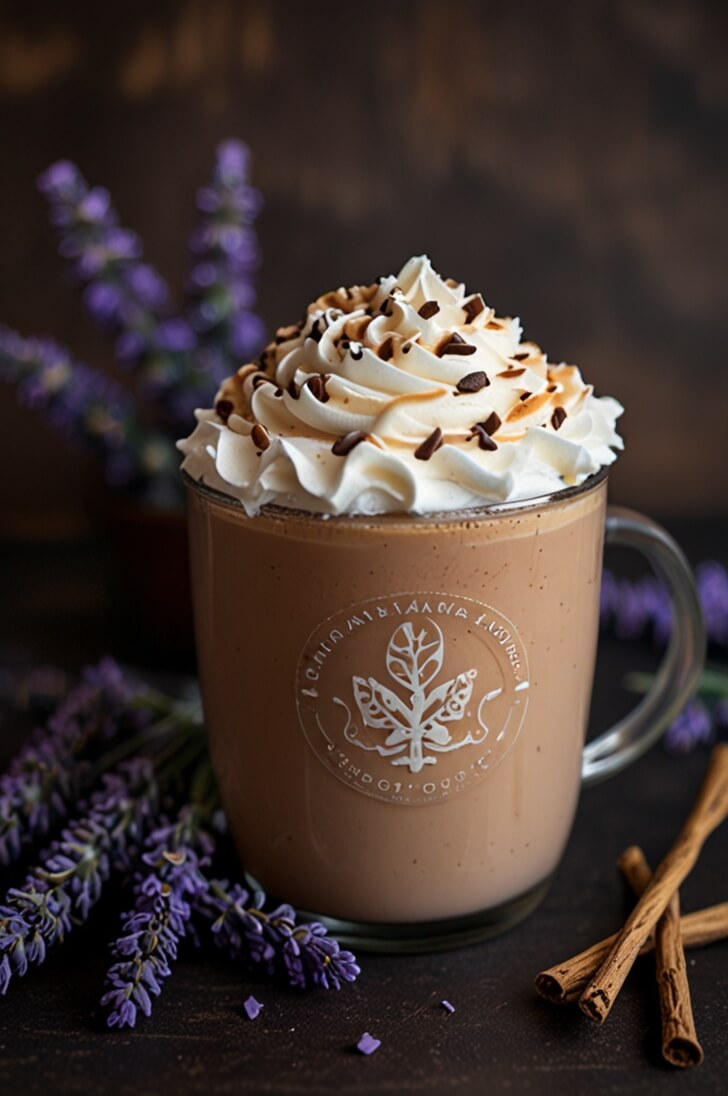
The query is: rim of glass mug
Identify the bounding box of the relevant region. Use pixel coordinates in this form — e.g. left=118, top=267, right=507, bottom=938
left=182, top=466, right=705, bottom=787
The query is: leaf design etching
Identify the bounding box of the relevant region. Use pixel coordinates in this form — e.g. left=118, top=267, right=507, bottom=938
left=419, top=670, right=477, bottom=744
left=341, top=616, right=504, bottom=774
left=351, top=676, right=410, bottom=734
left=386, top=621, right=444, bottom=693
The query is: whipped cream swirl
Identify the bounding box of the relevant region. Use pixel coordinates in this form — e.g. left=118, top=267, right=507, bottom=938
left=178, top=256, right=623, bottom=515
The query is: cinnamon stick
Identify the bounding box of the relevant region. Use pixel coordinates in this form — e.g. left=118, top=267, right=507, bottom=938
left=535, top=900, right=728, bottom=1004
left=579, top=744, right=728, bottom=1024
left=619, top=846, right=703, bottom=1068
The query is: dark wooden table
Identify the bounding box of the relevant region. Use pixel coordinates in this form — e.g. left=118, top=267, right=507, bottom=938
left=0, top=521, right=726, bottom=1095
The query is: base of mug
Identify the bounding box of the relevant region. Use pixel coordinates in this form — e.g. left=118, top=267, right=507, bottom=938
left=244, top=873, right=553, bottom=954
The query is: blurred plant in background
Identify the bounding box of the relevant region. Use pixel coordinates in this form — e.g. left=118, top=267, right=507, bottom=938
left=600, top=561, right=728, bottom=754
left=0, top=141, right=265, bottom=509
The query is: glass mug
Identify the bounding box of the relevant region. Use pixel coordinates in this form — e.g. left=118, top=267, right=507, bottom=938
left=183, top=468, right=705, bottom=950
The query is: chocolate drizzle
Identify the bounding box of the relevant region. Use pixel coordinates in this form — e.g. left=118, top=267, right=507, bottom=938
left=275, top=323, right=302, bottom=344
left=414, top=427, right=443, bottom=461
left=456, top=370, right=490, bottom=393
left=332, top=431, right=366, bottom=456
left=306, top=374, right=330, bottom=403
left=437, top=332, right=477, bottom=357
left=215, top=399, right=234, bottom=423
left=551, top=406, right=567, bottom=430
left=418, top=300, right=440, bottom=320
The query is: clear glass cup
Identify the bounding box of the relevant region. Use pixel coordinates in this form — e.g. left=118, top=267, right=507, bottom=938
left=183, top=468, right=705, bottom=951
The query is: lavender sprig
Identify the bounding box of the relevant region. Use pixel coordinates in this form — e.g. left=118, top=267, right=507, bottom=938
left=37, top=159, right=239, bottom=433
left=0, top=658, right=149, bottom=866
left=186, top=139, right=265, bottom=395
left=600, top=561, right=728, bottom=649
left=196, top=879, right=360, bottom=991
left=0, top=759, right=157, bottom=995
left=37, top=163, right=176, bottom=367
left=664, top=699, right=714, bottom=755
left=0, top=327, right=179, bottom=504
left=605, top=561, right=728, bottom=754
left=101, top=807, right=213, bottom=1029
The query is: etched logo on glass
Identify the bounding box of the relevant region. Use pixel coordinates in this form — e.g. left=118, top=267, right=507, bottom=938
left=295, top=593, right=530, bottom=805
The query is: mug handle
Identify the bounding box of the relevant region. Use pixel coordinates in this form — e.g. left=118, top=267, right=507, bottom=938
left=581, top=507, right=706, bottom=786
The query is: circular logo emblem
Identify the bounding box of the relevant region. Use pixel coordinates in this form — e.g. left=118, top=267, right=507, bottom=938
left=295, top=593, right=530, bottom=805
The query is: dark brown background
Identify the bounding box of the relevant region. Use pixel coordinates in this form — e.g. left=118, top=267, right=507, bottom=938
left=1, top=0, right=727, bottom=537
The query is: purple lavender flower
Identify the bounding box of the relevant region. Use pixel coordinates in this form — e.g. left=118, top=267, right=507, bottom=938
left=601, top=563, right=728, bottom=649
left=0, top=760, right=157, bottom=996
left=664, top=700, right=714, bottom=755
left=697, top=562, right=728, bottom=648
left=0, top=326, right=180, bottom=502
left=101, top=808, right=213, bottom=1029
left=37, top=162, right=171, bottom=353
left=195, top=879, right=360, bottom=991
left=186, top=139, right=265, bottom=382
left=0, top=658, right=147, bottom=866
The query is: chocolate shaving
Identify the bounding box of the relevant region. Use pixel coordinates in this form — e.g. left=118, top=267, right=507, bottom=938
left=547, top=384, right=558, bottom=393
left=463, top=295, right=485, bottom=323
left=252, top=373, right=273, bottom=390
left=306, top=374, right=330, bottom=403
left=414, top=427, right=443, bottom=461
left=287, top=379, right=300, bottom=400
left=378, top=336, right=394, bottom=362
left=551, top=406, right=567, bottom=430
left=437, top=333, right=477, bottom=357
left=418, top=300, right=440, bottom=320
left=512, top=352, right=530, bottom=361
left=251, top=424, right=270, bottom=451
left=350, top=344, right=363, bottom=361
left=481, top=411, right=501, bottom=436
left=402, top=343, right=412, bottom=354
left=470, top=424, right=498, bottom=451
left=274, top=387, right=283, bottom=398
left=519, top=391, right=532, bottom=402
left=215, top=399, right=234, bottom=423
left=497, top=368, right=525, bottom=378
left=332, top=431, right=366, bottom=456
left=456, top=370, right=490, bottom=393
left=306, top=318, right=325, bottom=343
left=486, top=321, right=502, bottom=330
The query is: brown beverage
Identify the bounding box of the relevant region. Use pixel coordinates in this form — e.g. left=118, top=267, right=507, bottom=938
left=180, top=256, right=703, bottom=945
left=187, top=473, right=606, bottom=925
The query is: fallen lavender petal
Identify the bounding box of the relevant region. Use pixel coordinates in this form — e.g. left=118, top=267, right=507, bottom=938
left=243, top=995, right=263, bottom=1020
left=356, top=1032, right=381, bottom=1055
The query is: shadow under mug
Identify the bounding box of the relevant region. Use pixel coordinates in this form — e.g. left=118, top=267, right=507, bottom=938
left=184, top=468, right=705, bottom=952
